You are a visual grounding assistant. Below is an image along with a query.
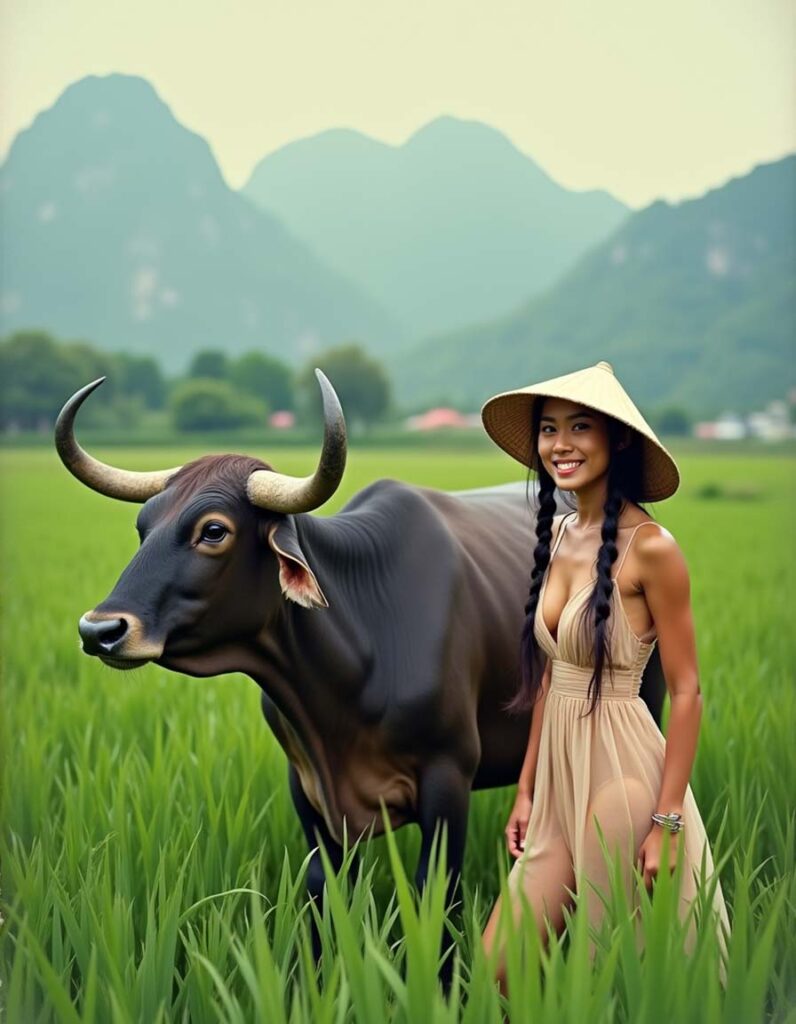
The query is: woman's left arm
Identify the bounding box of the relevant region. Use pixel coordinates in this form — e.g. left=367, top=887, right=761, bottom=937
left=635, top=527, right=703, bottom=888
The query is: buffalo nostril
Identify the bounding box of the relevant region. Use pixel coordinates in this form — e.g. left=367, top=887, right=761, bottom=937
left=79, top=615, right=129, bottom=655
left=100, top=619, right=128, bottom=647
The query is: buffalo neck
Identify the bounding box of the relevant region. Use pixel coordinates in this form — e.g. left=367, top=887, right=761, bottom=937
left=250, top=507, right=380, bottom=722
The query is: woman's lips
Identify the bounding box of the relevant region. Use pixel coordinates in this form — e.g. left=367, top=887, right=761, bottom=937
left=553, top=460, right=583, bottom=477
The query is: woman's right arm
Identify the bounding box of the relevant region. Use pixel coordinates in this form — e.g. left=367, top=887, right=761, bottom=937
left=506, top=657, right=551, bottom=857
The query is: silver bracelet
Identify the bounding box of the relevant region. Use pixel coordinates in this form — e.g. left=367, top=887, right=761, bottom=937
left=651, top=811, right=684, bottom=834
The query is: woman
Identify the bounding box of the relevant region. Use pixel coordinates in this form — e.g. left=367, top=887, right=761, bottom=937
left=479, top=360, right=730, bottom=988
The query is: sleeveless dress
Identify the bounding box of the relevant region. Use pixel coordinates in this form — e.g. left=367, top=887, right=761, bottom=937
left=506, top=511, right=730, bottom=964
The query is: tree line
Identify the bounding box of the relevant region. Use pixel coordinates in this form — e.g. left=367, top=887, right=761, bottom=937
left=1, top=329, right=695, bottom=436
left=0, top=331, right=392, bottom=432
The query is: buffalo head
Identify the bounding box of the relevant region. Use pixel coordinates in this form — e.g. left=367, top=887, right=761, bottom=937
left=55, top=370, right=346, bottom=674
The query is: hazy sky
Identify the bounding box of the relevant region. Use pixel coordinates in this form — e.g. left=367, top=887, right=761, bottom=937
left=2, top=0, right=794, bottom=207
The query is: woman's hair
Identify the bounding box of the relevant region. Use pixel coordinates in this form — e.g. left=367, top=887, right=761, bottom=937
left=505, top=398, right=651, bottom=718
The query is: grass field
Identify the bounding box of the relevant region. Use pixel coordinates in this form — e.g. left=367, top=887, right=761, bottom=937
left=1, top=446, right=794, bottom=1022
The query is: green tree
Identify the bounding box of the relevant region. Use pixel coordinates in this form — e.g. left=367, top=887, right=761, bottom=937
left=296, top=343, right=391, bottom=428
left=63, top=341, right=116, bottom=395
left=0, top=330, right=113, bottom=429
left=171, top=379, right=267, bottom=431
left=114, top=354, right=166, bottom=409
left=654, top=406, right=692, bottom=436
left=230, top=351, right=295, bottom=411
left=188, top=350, right=229, bottom=380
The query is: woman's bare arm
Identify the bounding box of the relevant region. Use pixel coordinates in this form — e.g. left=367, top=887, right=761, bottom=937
left=638, top=526, right=703, bottom=817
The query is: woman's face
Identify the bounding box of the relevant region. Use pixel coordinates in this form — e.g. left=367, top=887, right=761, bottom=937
left=536, top=397, right=613, bottom=491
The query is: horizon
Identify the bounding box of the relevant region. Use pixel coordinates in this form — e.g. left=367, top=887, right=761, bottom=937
left=5, top=70, right=794, bottom=214
left=2, top=0, right=793, bottom=208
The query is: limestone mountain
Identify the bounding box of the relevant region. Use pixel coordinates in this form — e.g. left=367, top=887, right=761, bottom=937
left=0, top=74, right=403, bottom=371
left=244, top=117, right=628, bottom=336
left=389, top=154, right=796, bottom=417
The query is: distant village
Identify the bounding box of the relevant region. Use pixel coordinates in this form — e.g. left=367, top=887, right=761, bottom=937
left=691, top=392, right=796, bottom=441
left=263, top=393, right=796, bottom=440
left=403, top=392, right=796, bottom=441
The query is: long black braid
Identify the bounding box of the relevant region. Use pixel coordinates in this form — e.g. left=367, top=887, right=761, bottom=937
left=576, top=469, right=624, bottom=717
left=505, top=402, right=649, bottom=718
left=504, top=463, right=559, bottom=716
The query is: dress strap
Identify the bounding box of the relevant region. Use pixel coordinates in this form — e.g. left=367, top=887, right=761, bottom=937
left=549, top=511, right=577, bottom=561
left=614, top=521, right=660, bottom=582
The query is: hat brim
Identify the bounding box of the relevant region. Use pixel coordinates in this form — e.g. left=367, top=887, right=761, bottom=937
left=481, top=390, right=680, bottom=503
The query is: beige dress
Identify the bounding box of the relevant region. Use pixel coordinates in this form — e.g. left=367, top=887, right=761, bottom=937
left=506, top=511, right=730, bottom=961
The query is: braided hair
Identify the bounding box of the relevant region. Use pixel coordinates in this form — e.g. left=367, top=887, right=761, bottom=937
left=505, top=399, right=649, bottom=718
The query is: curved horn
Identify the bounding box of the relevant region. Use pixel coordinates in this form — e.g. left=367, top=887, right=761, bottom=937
left=247, top=368, right=347, bottom=514
left=55, top=378, right=181, bottom=502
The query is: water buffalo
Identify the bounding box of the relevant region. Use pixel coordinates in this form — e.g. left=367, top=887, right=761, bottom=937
left=56, top=370, right=666, bottom=960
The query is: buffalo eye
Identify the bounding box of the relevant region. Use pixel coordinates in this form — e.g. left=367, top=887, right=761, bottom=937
left=199, top=521, right=228, bottom=544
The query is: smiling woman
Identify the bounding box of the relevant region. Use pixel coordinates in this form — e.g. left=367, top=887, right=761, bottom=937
left=479, top=361, right=730, bottom=994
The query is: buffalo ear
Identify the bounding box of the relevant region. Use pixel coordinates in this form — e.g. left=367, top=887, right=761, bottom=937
left=266, top=520, right=329, bottom=610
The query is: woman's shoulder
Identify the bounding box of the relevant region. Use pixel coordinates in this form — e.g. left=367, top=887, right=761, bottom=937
left=628, top=519, right=686, bottom=580
left=624, top=516, right=677, bottom=545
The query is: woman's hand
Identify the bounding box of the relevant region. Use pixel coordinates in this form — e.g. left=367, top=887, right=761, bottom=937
left=505, top=791, right=533, bottom=859
left=637, top=825, right=680, bottom=890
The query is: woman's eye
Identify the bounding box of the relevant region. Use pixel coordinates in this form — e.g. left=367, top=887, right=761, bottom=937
left=541, top=422, right=589, bottom=433
left=200, top=522, right=228, bottom=544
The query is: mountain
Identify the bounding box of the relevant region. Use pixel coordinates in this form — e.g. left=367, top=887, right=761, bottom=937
left=0, top=75, right=403, bottom=370
left=243, top=117, right=628, bottom=337
left=388, top=155, right=796, bottom=418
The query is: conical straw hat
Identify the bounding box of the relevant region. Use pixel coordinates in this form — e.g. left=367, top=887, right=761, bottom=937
left=480, top=361, right=680, bottom=502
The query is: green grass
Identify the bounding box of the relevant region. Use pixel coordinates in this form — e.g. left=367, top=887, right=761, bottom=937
left=1, top=446, right=794, bottom=1021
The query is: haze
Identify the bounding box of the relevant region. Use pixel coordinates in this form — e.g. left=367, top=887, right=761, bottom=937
left=1, top=0, right=794, bottom=207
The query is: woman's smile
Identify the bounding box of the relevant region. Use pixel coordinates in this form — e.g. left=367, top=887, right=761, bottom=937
left=553, top=459, right=584, bottom=476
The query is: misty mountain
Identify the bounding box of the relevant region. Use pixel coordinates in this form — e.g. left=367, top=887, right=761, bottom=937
left=243, top=117, right=628, bottom=336
left=389, top=155, right=796, bottom=417
left=0, top=74, right=403, bottom=371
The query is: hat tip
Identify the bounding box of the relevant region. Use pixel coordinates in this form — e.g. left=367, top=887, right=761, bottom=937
left=596, top=360, right=614, bottom=374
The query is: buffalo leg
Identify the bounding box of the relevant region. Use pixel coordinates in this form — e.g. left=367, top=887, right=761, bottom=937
left=287, top=763, right=352, bottom=962
left=414, top=757, right=472, bottom=990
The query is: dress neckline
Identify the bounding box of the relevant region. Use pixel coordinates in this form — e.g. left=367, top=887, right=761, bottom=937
left=539, top=513, right=658, bottom=649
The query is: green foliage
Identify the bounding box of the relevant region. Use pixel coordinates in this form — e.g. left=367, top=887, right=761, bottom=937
left=0, top=330, right=115, bottom=430
left=188, top=349, right=230, bottom=380
left=298, top=343, right=391, bottom=427
left=653, top=406, right=692, bottom=436
left=0, top=331, right=168, bottom=430
left=230, top=351, right=295, bottom=411
left=115, top=353, right=167, bottom=409
left=170, top=378, right=268, bottom=431
left=0, top=448, right=793, bottom=1020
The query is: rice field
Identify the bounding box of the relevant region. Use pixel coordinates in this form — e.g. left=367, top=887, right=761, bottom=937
left=1, top=446, right=794, bottom=1022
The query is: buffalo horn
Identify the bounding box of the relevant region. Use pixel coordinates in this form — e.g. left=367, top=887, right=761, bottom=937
left=55, top=378, right=181, bottom=502
left=247, top=368, right=347, bottom=513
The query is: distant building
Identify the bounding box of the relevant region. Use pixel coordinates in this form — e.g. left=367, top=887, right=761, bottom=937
left=269, top=410, right=295, bottom=429
left=694, top=413, right=746, bottom=440
left=746, top=400, right=793, bottom=441
left=693, top=397, right=795, bottom=441
left=405, top=407, right=471, bottom=431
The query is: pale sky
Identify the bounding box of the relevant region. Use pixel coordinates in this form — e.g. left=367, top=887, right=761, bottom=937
left=2, top=0, right=794, bottom=207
